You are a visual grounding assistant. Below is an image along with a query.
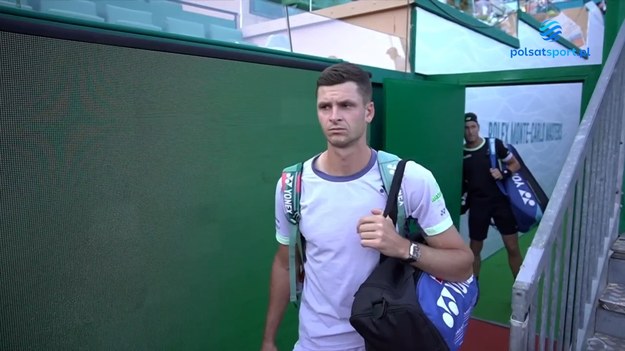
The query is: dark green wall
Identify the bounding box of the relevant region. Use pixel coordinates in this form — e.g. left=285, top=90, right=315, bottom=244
left=383, top=79, right=465, bottom=227
left=0, top=29, right=327, bottom=350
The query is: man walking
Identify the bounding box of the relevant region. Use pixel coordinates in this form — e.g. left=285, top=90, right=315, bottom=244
left=462, top=112, right=523, bottom=283
left=261, top=63, right=474, bottom=351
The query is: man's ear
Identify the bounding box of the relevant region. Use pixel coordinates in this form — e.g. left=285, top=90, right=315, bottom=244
left=365, top=101, right=375, bottom=123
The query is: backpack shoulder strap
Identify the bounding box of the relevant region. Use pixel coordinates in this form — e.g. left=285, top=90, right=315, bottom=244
left=488, top=138, right=507, bottom=195
left=281, top=163, right=304, bottom=306
left=376, top=150, right=407, bottom=236
left=281, top=163, right=303, bottom=225
left=488, top=137, right=497, bottom=169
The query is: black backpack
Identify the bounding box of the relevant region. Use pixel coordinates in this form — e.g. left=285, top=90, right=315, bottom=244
left=349, top=159, right=452, bottom=351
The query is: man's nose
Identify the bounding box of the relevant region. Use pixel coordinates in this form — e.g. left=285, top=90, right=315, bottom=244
left=328, top=106, right=342, bottom=121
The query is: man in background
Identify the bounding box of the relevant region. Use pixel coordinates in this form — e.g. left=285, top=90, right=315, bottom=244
left=462, top=112, right=523, bottom=290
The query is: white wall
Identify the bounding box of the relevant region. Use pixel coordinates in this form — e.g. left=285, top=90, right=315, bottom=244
left=459, top=82, right=582, bottom=259
left=243, top=12, right=409, bottom=71
left=414, top=3, right=604, bottom=74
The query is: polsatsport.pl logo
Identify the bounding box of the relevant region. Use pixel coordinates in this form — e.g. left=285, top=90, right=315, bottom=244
left=509, top=19, right=590, bottom=59
left=540, top=19, right=562, bottom=42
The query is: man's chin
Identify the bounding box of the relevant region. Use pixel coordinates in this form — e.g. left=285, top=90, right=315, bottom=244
left=327, top=136, right=355, bottom=148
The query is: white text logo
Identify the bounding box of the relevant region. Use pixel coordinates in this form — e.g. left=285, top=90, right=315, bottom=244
left=512, top=175, right=536, bottom=206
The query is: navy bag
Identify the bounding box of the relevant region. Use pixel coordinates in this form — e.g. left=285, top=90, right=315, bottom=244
left=488, top=138, right=548, bottom=233
left=350, top=159, right=478, bottom=351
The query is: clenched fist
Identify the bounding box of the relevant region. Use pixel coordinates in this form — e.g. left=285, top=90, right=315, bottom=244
left=357, top=208, right=410, bottom=259
left=490, top=168, right=503, bottom=180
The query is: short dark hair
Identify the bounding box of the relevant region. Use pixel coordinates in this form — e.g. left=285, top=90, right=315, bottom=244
left=316, top=63, right=372, bottom=103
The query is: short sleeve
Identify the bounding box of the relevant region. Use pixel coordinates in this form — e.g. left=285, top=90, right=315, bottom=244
left=274, top=178, right=290, bottom=245
left=495, top=138, right=512, bottom=162
left=403, top=162, right=454, bottom=236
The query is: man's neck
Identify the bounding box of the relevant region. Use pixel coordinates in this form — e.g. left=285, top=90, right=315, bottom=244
left=465, top=137, right=484, bottom=149
left=317, top=144, right=372, bottom=177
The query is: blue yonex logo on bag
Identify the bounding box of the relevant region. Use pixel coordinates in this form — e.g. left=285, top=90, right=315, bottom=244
left=418, top=275, right=476, bottom=351
left=539, top=20, right=562, bottom=41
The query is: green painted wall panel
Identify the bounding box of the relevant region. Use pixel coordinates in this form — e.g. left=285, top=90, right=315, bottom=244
left=383, top=79, right=465, bottom=226
left=0, top=29, right=327, bottom=350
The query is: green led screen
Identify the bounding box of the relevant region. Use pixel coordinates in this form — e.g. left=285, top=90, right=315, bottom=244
left=0, top=29, right=326, bottom=350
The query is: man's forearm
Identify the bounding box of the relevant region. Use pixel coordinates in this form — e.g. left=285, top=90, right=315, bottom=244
left=262, top=257, right=291, bottom=342
left=507, top=163, right=520, bottom=172
left=410, top=244, right=473, bottom=282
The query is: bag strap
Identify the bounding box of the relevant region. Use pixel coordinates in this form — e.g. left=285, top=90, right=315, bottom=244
left=488, top=138, right=507, bottom=195
left=382, top=158, right=408, bottom=226
left=376, top=151, right=407, bottom=232
left=488, top=137, right=497, bottom=169
left=378, top=153, right=408, bottom=263
left=281, top=163, right=304, bottom=306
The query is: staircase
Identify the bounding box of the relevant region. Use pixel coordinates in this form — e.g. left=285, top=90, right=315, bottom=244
left=508, top=20, right=625, bottom=350
left=587, top=235, right=625, bottom=350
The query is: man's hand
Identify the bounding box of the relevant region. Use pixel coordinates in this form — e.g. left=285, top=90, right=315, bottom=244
left=490, top=168, right=503, bottom=180
left=261, top=340, right=278, bottom=351
left=357, top=209, right=410, bottom=259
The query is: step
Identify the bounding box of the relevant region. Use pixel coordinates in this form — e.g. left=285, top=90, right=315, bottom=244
left=595, top=283, right=625, bottom=339
left=586, top=332, right=625, bottom=350
left=609, top=255, right=625, bottom=284
left=609, top=235, right=625, bottom=284
left=612, top=235, right=625, bottom=259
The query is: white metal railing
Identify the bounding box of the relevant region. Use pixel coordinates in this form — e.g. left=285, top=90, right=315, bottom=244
left=509, top=22, right=625, bottom=351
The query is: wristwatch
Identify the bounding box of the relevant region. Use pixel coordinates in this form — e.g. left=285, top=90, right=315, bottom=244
left=404, top=242, right=421, bottom=263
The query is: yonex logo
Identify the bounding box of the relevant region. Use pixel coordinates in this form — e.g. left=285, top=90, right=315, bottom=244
left=282, top=173, right=295, bottom=221
left=519, top=189, right=536, bottom=206
left=539, top=20, right=562, bottom=42
left=436, top=287, right=459, bottom=328
left=512, top=175, right=536, bottom=207
left=284, top=173, right=294, bottom=188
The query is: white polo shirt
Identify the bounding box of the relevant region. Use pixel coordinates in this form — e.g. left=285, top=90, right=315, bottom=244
left=274, top=150, right=453, bottom=351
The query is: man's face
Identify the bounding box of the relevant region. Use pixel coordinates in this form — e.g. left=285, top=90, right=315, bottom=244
left=316, top=82, right=374, bottom=149
left=464, top=121, right=479, bottom=143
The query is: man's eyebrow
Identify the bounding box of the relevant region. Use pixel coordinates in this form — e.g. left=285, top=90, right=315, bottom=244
left=321, top=99, right=356, bottom=104
left=317, top=98, right=358, bottom=106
